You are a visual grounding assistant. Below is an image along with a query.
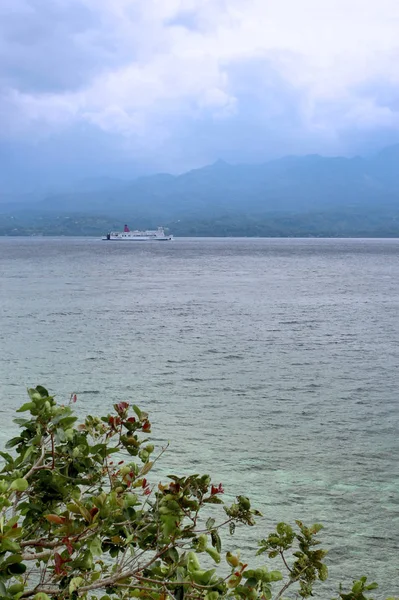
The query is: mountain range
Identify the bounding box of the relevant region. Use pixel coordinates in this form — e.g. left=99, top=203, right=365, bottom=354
left=2, top=144, right=399, bottom=236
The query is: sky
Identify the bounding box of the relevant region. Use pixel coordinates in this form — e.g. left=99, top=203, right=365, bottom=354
left=2, top=0, right=399, bottom=191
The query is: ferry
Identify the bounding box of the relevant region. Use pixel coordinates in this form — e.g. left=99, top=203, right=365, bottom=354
left=103, top=225, right=173, bottom=241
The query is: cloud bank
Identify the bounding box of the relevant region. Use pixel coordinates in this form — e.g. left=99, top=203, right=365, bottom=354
left=2, top=0, right=399, bottom=188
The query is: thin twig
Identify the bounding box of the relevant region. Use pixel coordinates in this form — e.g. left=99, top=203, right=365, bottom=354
left=279, top=550, right=293, bottom=574
left=24, top=443, right=48, bottom=480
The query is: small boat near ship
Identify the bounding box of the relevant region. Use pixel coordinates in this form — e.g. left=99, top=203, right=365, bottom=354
left=103, top=224, right=173, bottom=241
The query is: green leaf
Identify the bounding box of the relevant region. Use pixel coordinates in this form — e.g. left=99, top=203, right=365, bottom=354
left=162, top=515, right=179, bottom=537
left=13, top=418, right=31, bottom=426
left=8, top=583, right=24, bottom=595
left=35, top=386, right=50, bottom=397
left=196, top=534, right=208, bottom=552
left=226, top=552, right=240, bottom=568
left=237, top=496, right=251, bottom=510
left=269, top=571, right=283, bottom=582
left=89, top=537, right=103, bottom=557
left=28, top=388, right=42, bottom=401
left=133, top=405, right=142, bottom=418
left=1, top=539, right=20, bottom=553
left=203, top=496, right=223, bottom=504
left=6, top=516, right=19, bottom=529
left=6, top=562, right=26, bottom=575
left=206, top=518, right=216, bottom=531
left=262, top=585, right=272, bottom=600
left=276, top=522, right=289, bottom=535
left=191, top=568, right=216, bottom=586
left=319, top=564, right=328, bottom=582
left=58, top=417, right=78, bottom=429
left=187, top=551, right=201, bottom=572
left=16, top=402, right=35, bottom=413
left=9, top=478, right=29, bottom=492
left=206, top=547, right=221, bottom=564
left=0, top=451, right=13, bottom=463
left=366, top=582, right=378, bottom=591
left=245, top=576, right=258, bottom=588
left=5, top=437, right=22, bottom=449
left=353, top=580, right=363, bottom=593
left=211, top=530, right=221, bottom=553
left=21, top=445, right=35, bottom=462
left=69, top=577, right=84, bottom=594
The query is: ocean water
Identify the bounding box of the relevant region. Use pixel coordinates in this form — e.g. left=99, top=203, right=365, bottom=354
left=0, top=237, right=398, bottom=596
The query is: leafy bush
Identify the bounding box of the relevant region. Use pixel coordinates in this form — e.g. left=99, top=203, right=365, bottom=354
left=0, top=387, right=395, bottom=600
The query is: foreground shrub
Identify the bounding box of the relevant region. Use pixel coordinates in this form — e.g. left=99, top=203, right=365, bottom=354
left=0, top=387, right=395, bottom=600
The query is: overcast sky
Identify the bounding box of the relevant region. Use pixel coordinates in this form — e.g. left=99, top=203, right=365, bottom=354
left=2, top=0, right=399, bottom=190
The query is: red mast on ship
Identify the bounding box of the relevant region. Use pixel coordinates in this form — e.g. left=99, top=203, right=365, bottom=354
left=124, top=224, right=130, bottom=232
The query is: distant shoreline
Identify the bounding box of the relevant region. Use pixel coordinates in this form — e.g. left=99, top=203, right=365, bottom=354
left=1, top=234, right=399, bottom=240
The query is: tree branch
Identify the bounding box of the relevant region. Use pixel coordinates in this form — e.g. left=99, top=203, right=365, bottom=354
left=273, top=566, right=308, bottom=600
left=273, top=578, right=296, bottom=600
left=21, top=550, right=54, bottom=561
left=20, top=539, right=65, bottom=549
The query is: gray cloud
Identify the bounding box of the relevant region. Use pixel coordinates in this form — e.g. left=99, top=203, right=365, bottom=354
left=0, top=0, right=123, bottom=93
left=1, top=0, right=399, bottom=191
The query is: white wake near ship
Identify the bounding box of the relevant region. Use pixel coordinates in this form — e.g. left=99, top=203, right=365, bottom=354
left=103, top=225, right=173, bottom=241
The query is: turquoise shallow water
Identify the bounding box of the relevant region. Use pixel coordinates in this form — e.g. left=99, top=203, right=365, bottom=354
left=0, top=237, right=398, bottom=596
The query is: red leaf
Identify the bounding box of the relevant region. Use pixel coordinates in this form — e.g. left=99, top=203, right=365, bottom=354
left=62, top=537, right=73, bottom=556
left=115, top=402, right=129, bottom=415
left=127, top=417, right=136, bottom=423
left=54, top=553, right=63, bottom=575
left=54, top=552, right=70, bottom=575
left=90, top=507, right=99, bottom=518
left=142, top=421, right=151, bottom=432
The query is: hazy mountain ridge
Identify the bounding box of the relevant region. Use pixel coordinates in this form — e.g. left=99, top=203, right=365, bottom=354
left=39, top=144, right=399, bottom=215
left=1, top=145, right=399, bottom=236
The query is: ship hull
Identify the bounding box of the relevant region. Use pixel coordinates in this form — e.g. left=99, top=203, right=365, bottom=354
left=102, top=225, right=173, bottom=241
left=102, top=236, right=173, bottom=241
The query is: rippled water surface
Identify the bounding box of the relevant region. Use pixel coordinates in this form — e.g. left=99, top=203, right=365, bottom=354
left=0, top=237, right=398, bottom=596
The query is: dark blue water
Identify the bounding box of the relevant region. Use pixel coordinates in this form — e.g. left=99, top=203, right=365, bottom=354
left=0, top=237, right=398, bottom=596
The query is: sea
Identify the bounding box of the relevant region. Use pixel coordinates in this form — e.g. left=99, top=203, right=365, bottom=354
left=0, top=237, right=398, bottom=597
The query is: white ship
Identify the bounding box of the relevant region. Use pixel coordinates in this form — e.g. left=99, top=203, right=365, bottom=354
left=103, top=225, right=173, bottom=241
